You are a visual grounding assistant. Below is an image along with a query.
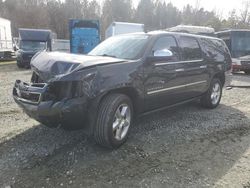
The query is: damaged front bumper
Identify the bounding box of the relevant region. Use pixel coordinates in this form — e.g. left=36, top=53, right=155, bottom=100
left=13, top=80, right=88, bottom=128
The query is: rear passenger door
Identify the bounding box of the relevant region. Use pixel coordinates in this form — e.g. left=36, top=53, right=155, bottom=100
left=176, top=36, right=209, bottom=98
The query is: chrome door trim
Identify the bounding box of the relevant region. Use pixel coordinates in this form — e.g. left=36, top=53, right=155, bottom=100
left=175, top=68, right=185, bottom=72
left=200, top=65, right=207, bottom=69
left=155, top=59, right=203, bottom=66
left=147, top=80, right=207, bottom=95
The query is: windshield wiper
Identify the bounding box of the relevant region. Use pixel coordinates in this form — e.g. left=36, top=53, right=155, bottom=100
left=100, top=54, right=117, bottom=58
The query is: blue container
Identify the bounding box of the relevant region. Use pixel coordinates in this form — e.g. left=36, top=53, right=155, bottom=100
left=69, top=19, right=100, bottom=54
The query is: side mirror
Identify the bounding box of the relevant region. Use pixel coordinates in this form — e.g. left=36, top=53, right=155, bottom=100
left=154, top=49, right=173, bottom=57
left=147, top=49, right=173, bottom=63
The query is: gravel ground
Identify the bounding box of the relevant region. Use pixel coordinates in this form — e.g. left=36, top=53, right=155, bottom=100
left=0, top=63, right=250, bottom=188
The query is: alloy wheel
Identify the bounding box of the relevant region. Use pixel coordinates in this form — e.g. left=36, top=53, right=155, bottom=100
left=112, top=104, right=131, bottom=141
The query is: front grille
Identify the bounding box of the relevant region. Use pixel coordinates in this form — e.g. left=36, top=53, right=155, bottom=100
left=13, top=87, right=41, bottom=104
left=31, top=83, right=47, bottom=88
left=22, top=53, right=33, bottom=61
left=13, top=80, right=47, bottom=105
left=21, top=92, right=41, bottom=103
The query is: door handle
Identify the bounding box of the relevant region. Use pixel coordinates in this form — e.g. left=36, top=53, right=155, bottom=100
left=200, top=65, right=207, bottom=69
left=175, top=68, right=184, bottom=72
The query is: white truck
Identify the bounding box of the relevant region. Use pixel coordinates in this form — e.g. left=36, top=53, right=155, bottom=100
left=105, top=22, right=144, bottom=39
left=52, top=39, right=70, bottom=52
left=0, top=17, right=13, bottom=60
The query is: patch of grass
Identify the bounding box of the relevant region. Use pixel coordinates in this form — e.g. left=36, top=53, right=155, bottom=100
left=0, top=61, right=16, bottom=66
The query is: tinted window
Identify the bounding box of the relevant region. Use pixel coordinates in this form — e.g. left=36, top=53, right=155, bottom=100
left=152, top=36, right=179, bottom=61
left=224, top=39, right=231, bottom=52
left=200, top=38, right=226, bottom=62
left=179, top=36, right=202, bottom=60
left=200, top=38, right=231, bottom=70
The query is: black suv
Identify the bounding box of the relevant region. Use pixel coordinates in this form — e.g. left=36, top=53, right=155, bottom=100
left=13, top=31, right=232, bottom=148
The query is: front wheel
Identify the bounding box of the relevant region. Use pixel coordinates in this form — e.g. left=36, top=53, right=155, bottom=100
left=200, top=78, right=222, bottom=109
left=94, top=94, right=133, bottom=149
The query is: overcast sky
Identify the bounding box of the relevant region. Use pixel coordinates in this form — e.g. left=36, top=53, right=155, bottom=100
left=97, top=0, right=247, bottom=18
left=166, top=0, right=245, bottom=18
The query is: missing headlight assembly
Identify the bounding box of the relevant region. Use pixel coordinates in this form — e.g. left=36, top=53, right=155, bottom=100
left=44, top=81, right=85, bottom=101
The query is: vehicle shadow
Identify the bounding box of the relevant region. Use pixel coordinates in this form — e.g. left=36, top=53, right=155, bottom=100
left=1, top=102, right=250, bottom=187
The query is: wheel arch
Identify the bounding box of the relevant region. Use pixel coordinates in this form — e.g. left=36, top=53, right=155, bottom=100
left=213, top=72, right=225, bottom=86
left=99, top=87, right=142, bottom=116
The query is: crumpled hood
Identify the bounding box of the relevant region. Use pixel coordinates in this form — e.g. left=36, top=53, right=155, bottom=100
left=31, top=51, right=126, bottom=82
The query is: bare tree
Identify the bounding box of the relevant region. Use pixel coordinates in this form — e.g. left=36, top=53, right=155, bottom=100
left=240, top=0, right=250, bottom=24
left=1, top=0, right=250, bottom=38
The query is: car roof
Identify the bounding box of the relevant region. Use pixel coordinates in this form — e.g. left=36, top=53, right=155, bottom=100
left=111, top=30, right=222, bottom=42
left=216, top=29, right=250, bottom=34
left=147, top=30, right=221, bottom=40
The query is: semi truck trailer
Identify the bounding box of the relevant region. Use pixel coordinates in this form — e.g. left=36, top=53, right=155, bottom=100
left=16, top=28, right=53, bottom=68
left=0, top=17, right=14, bottom=60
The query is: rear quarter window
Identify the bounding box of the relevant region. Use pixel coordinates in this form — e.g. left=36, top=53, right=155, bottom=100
left=200, top=38, right=232, bottom=70
left=200, top=38, right=228, bottom=61
left=179, top=36, right=202, bottom=61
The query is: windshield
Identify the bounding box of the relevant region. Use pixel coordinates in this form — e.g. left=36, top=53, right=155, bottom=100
left=20, top=41, right=46, bottom=51
left=88, top=34, right=149, bottom=60
left=231, top=32, right=250, bottom=58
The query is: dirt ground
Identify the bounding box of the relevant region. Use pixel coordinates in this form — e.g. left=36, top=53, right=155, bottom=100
left=0, top=63, right=250, bottom=188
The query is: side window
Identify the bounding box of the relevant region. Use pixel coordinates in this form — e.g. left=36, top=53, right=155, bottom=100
left=224, top=39, right=231, bottom=51
left=218, top=40, right=231, bottom=55
left=200, top=38, right=218, bottom=58
left=152, top=36, right=179, bottom=61
left=179, top=36, right=202, bottom=61
left=200, top=38, right=225, bottom=62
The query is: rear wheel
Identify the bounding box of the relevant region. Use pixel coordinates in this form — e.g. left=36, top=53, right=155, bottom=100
left=94, top=94, right=133, bottom=149
left=200, top=78, right=222, bottom=109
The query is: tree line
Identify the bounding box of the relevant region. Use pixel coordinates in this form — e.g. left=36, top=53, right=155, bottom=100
left=0, top=0, right=250, bottom=40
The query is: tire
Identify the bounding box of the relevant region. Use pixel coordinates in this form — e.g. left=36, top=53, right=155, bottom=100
left=94, top=94, right=133, bottom=149
left=244, top=70, right=250, bottom=75
left=200, top=78, right=222, bottom=109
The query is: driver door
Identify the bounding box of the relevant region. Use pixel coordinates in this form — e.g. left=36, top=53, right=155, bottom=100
left=144, top=35, right=186, bottom=111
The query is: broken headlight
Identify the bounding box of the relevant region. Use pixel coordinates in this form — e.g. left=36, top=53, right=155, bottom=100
left=44, top=81, right=85, bottom=101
